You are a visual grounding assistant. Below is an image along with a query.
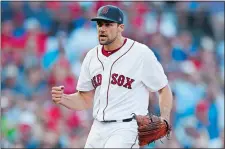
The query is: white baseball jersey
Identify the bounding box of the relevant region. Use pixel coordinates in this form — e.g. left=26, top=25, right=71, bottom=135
left=77, top=38, right=168, bottom=121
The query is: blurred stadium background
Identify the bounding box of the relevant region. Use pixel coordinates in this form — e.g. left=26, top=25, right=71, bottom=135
left=1, top=1, right=224, bottom=148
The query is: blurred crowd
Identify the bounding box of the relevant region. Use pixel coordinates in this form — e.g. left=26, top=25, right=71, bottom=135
left=1, top=1, right=224, bottom=148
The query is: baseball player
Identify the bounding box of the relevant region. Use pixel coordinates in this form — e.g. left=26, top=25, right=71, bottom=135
left=52, top=5, right=173, bottom=148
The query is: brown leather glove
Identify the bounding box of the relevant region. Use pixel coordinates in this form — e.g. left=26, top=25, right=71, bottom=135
left=134, top=114, right=171, bottom=147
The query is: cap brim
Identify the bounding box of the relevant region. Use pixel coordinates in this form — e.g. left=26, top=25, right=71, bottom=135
left=91, top=16, right=117, bottom=23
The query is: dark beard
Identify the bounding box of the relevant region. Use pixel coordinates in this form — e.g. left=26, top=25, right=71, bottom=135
left=99, top=35, right=117, bottom=45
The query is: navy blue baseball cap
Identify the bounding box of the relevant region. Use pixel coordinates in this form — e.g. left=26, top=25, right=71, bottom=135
left=91, top=5, right=124, bottom=24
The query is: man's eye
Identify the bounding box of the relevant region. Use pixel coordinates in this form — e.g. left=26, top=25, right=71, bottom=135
left=105, top=23, right=110, bottom=27
left=97, top=22, right=102, bottom=27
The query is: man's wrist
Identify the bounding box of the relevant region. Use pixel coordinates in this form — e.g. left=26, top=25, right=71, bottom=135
left=160, top=115, right=170, bottom=123
left=62, top=93, right=70, bottom=100
left=58, top=94, right=67, bottom=104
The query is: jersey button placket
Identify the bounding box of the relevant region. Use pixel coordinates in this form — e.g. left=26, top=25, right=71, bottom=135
left=100, top=60, right=112, bottom=121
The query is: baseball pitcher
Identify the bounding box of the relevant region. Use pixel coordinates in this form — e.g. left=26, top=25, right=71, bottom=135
left=52, top=5, right=173, bottom=148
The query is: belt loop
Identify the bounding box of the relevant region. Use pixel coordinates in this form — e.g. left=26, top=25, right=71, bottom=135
left=131, top=113, right=136, bottom=119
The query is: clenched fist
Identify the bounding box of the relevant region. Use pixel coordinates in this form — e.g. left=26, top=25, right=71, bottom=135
left=51, top=86, right=64, bottom=104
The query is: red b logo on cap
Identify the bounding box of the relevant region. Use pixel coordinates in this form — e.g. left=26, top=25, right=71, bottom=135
left=101, top=6, right=109, bottom=14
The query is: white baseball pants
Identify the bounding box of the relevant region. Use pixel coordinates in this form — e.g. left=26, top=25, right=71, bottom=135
left=84, top=119, right=139, bottom=148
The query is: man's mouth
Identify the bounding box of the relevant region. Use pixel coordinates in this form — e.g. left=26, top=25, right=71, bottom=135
left=100, top=35, right=107, bottom=37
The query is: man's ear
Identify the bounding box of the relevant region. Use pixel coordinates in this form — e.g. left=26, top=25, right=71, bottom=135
left=118, top=24, right=124, bottom=32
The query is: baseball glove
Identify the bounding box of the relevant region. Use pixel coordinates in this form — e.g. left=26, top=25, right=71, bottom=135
left=134, top=114, right=171, bottom=147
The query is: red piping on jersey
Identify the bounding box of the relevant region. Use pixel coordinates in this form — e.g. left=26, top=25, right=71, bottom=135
left=97, top=47, right=104, bottom=71
left=102, top=41, right=136, bottom=121
left=95, top=47, right=104, bottom=118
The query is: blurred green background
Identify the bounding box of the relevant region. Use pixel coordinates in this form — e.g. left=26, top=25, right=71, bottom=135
left=1, top=1, right=224, bottom=148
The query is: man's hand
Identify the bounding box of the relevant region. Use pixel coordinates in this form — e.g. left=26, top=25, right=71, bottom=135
left=52, top=86, right=64, bottom=104
left=160, top=116, right=170, bottom=125
left=135, top=114, right=172, bottom=147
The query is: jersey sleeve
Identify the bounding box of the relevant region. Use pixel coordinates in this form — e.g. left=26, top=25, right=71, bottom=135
left=141, top=46, right=168, bottom=92
left=76, top=52, right=94, bottom=91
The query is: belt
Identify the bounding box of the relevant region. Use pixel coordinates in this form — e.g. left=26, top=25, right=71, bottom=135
left=101, top=117, right=134, bottom=123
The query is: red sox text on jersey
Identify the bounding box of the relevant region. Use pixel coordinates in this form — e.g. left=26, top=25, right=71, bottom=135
left=91, top=73, right=135, bottom=89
